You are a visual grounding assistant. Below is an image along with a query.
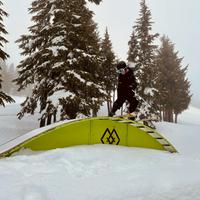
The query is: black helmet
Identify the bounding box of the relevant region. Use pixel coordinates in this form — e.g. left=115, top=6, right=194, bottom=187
left=116, top=61, right=127, bottom=69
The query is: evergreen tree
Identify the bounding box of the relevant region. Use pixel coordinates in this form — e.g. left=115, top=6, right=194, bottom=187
left=0, top=1, right=14, bottom=106
left=127, top=30, right=138, bottom=68
left=15, top=0, right=104, bottom=127
left=127, top=0, right=159, bottom=118
left=156, top=36, right=176, bottom=121
left=132, top=0, right=158, bottom=104
left=173, top=66, right=191, bottom=123
left=156, top=36, right=191, bottom=122
left=100, top=28, right=117, bottom=114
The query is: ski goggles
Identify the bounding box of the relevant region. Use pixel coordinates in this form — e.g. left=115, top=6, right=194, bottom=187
left=116, top=68, right=126, bottom=75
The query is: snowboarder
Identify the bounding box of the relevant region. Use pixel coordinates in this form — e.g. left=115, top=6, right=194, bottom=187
left=109, top=61, right=138, bottom=117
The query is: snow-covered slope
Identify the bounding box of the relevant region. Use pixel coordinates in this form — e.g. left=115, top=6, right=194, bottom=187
left=0, top=96, right=39, bottom=144
left=1, top=99, right=200, bottom=200
left=157, top=106, right=200, bottom=156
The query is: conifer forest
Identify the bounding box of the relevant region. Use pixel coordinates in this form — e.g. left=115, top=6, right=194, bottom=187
left=0, top=0, right=191, bottom=126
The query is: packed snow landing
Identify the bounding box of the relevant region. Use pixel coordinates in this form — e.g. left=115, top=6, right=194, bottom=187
left=0, top=117, right=177, bottom=157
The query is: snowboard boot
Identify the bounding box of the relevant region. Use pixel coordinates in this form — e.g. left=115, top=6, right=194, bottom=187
left=108, top=111, right=115, bottom=117
left=109, top=105, right=118, bottom=117
left=127, top=112, right=138, bottom=121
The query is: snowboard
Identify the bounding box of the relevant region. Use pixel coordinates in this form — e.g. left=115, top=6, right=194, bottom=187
left=113, top=113, right=156, bottom=129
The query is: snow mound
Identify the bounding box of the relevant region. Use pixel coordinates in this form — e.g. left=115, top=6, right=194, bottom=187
left=1, top=145, right=200, bottom=200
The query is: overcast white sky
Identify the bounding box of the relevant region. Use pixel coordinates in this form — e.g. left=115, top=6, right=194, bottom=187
left=3, top=0, right=200, bottom=100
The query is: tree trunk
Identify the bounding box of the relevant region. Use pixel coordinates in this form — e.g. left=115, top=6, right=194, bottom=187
left=53, top=110, right=57, bottom=123
left=164, top=108, right=174, bottom=122
left=47, top=114, right=52, bottom=125
left=107, top=100, right=110, bottom=115
left=163, top=109, right=168, bottom=122
left=159, top=110, right=162, bottom=121
left=169, top=108, right=173, bottom=122
left=175, top=113, right=178, bottom=123
left=40, top=117, right=46, bottom=127
left=166, top=109, right=169, bottom=122
left=163, top=110, right=165, bottom=121
left=92, top=109, right=97, bottom=117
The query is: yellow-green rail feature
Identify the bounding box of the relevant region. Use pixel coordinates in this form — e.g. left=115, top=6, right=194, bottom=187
left=0, top=117, right=177, bottom=157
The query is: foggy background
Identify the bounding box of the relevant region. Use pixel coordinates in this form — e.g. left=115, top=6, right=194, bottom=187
left=3, top=0, right=200, bottom=102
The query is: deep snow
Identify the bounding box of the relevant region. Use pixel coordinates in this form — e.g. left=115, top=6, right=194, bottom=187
left=1, top=97, right=200, bottom=200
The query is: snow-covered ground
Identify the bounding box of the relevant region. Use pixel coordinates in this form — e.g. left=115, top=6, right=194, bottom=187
left=0, top=96, right=39, bottom=144
left=1, top=97, right=200, bottom=200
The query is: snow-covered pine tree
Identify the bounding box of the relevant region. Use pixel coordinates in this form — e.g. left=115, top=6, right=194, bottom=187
left=15, top=0, right=59, bottom=126
left=127, top=30, right=138, bottom=69
left=126, top=0, right=159, bottom=118
left=173, top=66, right=191, bottom=123
left=15, top=0, right=105, bottom=126
left=155, top=36, right=176, bottom=122
left=131, top=0, right=159, bottom=117
left=100, top=28, right=117, bottom=114
left=156, top=36, right=191, bottom=122
left=0, top=1, right=14, bottom=106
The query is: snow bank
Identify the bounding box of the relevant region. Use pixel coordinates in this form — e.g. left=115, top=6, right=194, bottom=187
left=1, top=145, right=200, bottom=200
left=1, top=101, right=200, bottom=199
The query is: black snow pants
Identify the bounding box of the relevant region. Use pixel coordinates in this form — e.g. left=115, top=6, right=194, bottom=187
left=112, top=87, right=138, bottom=113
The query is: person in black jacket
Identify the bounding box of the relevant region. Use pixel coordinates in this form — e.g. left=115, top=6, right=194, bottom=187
left=109, top=61, right=138, bottom=117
